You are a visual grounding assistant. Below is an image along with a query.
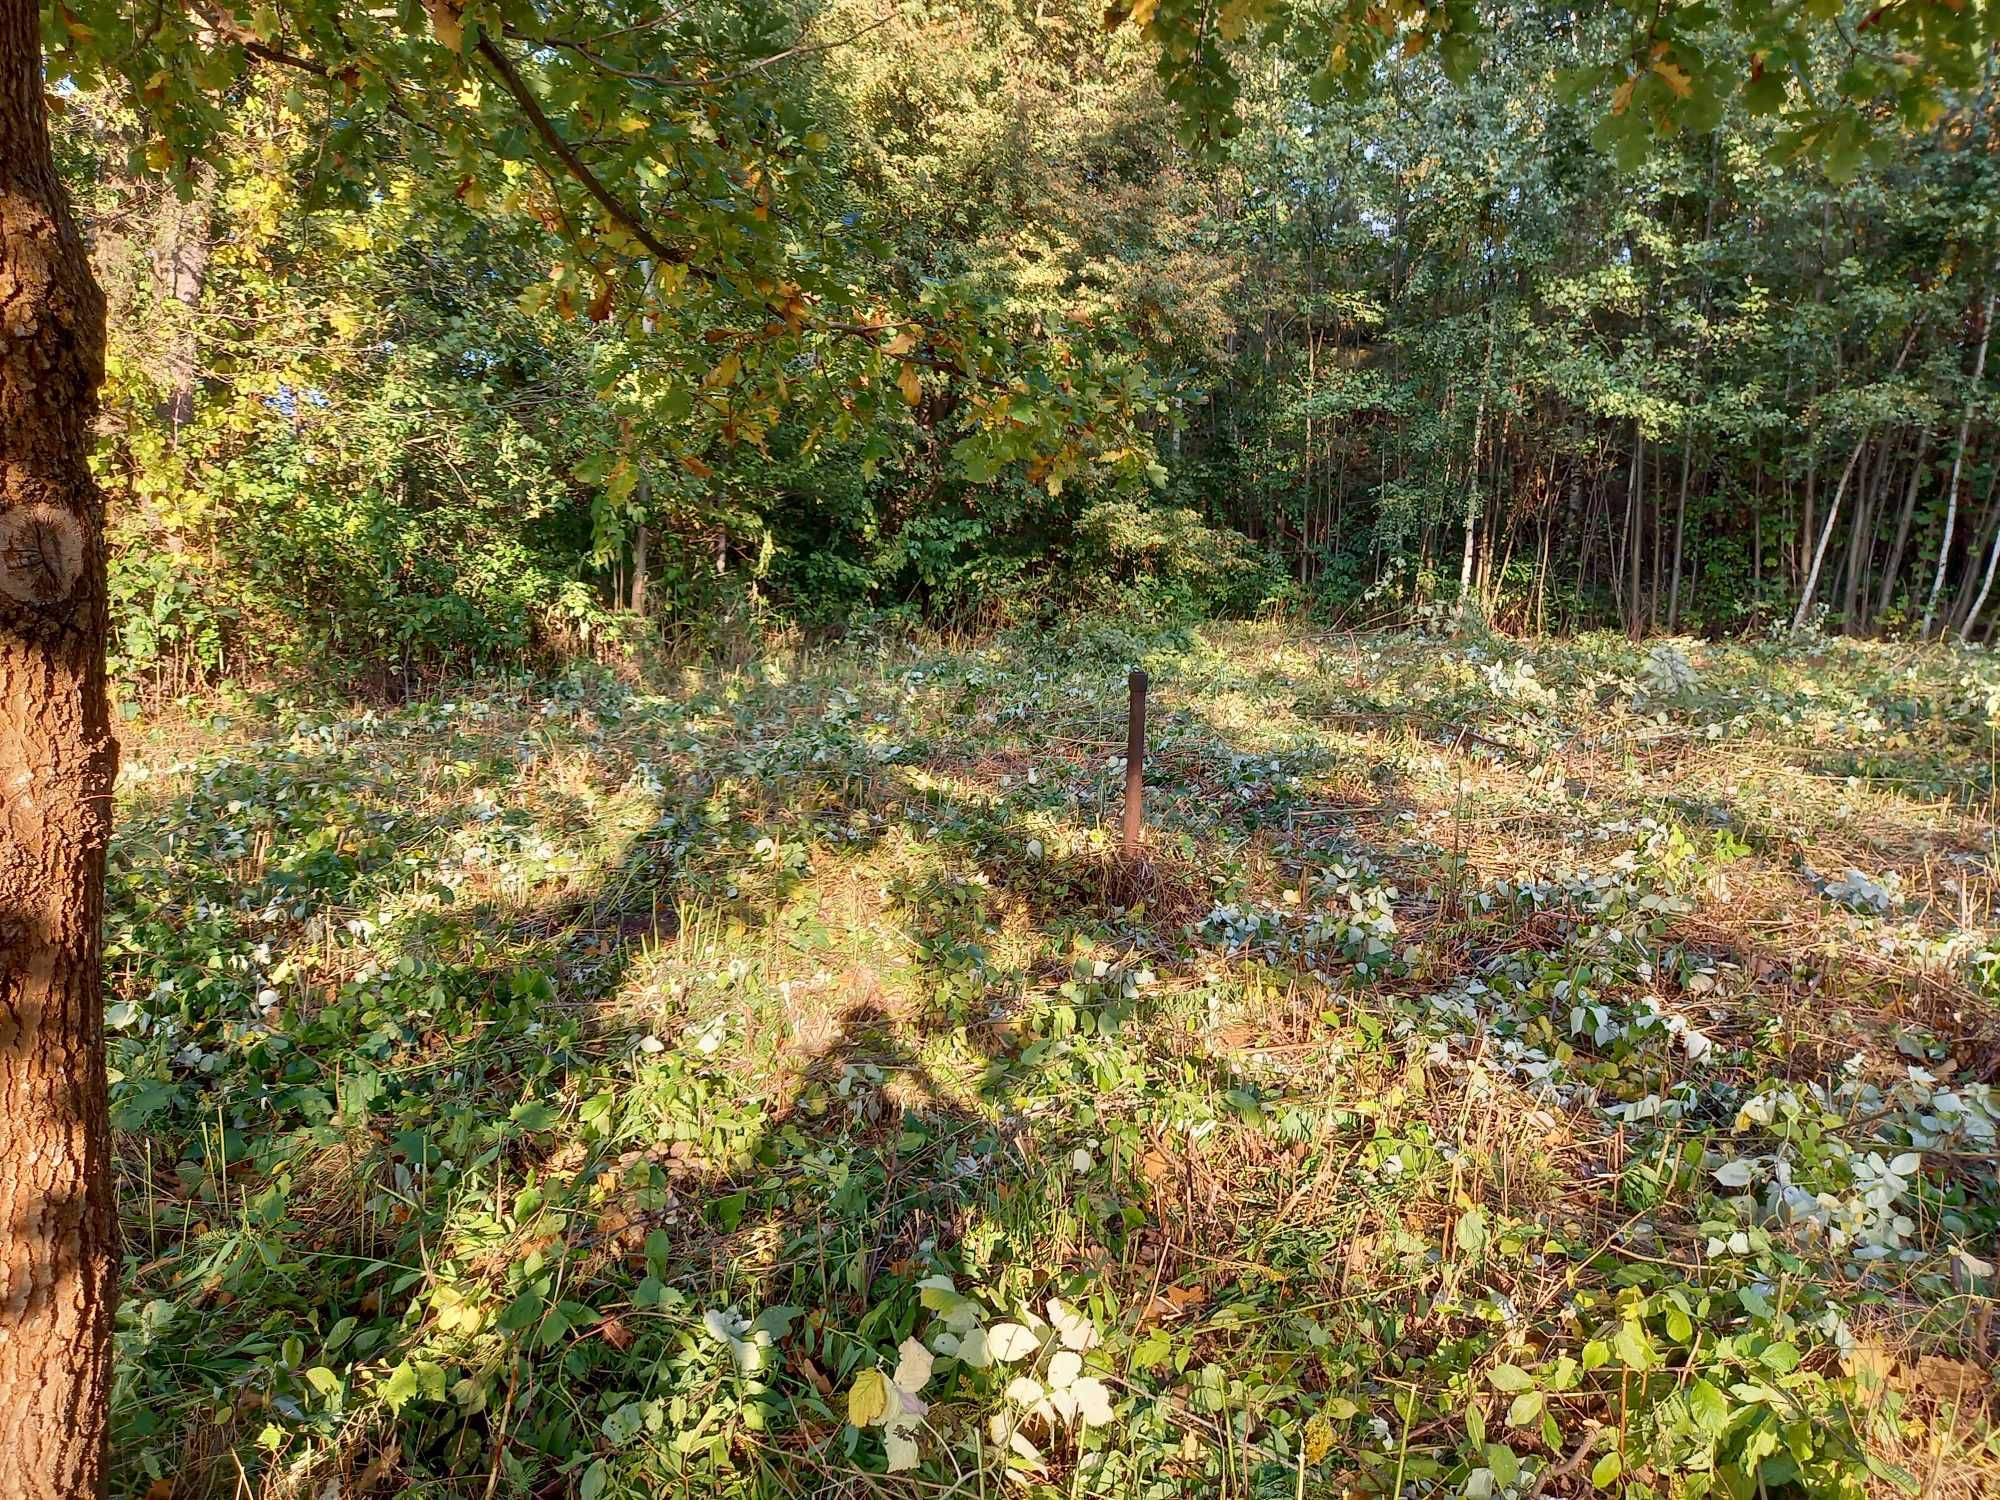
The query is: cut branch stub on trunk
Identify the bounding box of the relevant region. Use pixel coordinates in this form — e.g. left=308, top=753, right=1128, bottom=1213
left=0, top=0, right=121, bottom=1492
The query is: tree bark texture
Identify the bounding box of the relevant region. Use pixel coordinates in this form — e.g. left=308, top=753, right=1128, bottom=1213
left=0, top=0, right=119, bottom=1493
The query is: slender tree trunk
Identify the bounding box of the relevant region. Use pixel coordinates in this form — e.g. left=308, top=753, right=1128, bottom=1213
left=1953, top=461, right=2000, bottom=638
left=1668, top=427, right=1693, bottom=631
left=1793, top=437, right=1869, bottom=629
left=1624, top=422, right=1645, bottom=637
left=1751, top=457, right=1764, bottom=620
left=1579, top=471, right=1605, bottom=616
left=1649, top=438, right=1663, bottom=631
left=1800, top=447, right=1817, bottom=596
left=1796, top=326, right=1920, bottom=630
left=1877, top=429, right=1933, bottom=623
left=1840, top=437, right=1882, bottom=631
left=1458, top=310, right=1495, bottom=615
left=1303, top=322, right=1316, bottom=586
left=1923, top=291, right=1995, bottom=638
left=153, top=167, right=214, bottom=435
left=630, top=519, right=650, bottom=615
left=0, top=1, right=119, bottom=1494
left=1534, top=494, right=1554, bottom=636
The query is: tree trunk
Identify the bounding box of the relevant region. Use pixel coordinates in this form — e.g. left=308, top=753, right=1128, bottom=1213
left=1458, top=327, right=1492, bottom=615
left=1649, top=437, right=1663, bottom=632
left=153, top=167, right=214, bottom=434
left=1922, top=290, right=1995, bottom=638
left=1624, top=421, right=1644, bottom=637
left=1952, top=459, right=2000, bottom=639
left=630, top=519, right=650, bottom=616
left=1668, top=427, right=1693, bottom=632
left=1792, top=434, right=1869, bottom=629
left=0, top=1, right=119, bottom=1493
left=1877, top=429, right=1932, bottom=623
left=1751, top=458, right=1763, bottom=614
left=1839, top=436, right=1883, bottom=632
left=1795, top=326, right=1920, bottom=630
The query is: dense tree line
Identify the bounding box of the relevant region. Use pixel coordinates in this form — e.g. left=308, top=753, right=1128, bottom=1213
left=49, top=0, right=2000, bottom=696
left=1199, top=10, right=2000, bottom=638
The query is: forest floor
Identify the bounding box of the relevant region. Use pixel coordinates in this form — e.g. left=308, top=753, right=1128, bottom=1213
left=106, top=620, right=2000, bottom=1499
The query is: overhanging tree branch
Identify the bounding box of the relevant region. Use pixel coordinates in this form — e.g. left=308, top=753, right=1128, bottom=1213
left=473, top=31, right=703, bottom=277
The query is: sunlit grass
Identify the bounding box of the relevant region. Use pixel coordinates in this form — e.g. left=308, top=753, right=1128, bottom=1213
left=107, top=621, right=2000, bottom=1498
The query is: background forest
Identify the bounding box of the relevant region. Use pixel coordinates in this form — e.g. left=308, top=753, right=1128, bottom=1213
left=58, top=0, right=2000, bottom=695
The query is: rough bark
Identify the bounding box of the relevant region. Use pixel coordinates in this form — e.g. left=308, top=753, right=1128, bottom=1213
left=0, top=0, right=119, bottom=1493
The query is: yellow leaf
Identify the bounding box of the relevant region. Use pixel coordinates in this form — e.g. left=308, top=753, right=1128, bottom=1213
left=883, top=327, right=920, bottom=357
left=706, top=352, right=741, bottom=389
left=1652, top=59, right=1693, bottom=98
left=848, top=1368, right=891, bottom=1428
left=1610, top=74, right=1637, bottom=115
left=1302, top=1414, right=1334, bottom=1464
left=1217, top=0, right=1254, bottom=42
left=423, top=0, right=464, bottom=51
left=1844, top=1342, right=1894, bottom=1392
left=897, top=363, right=922, bottom=405
left=1128, top=0, right=1160, bottom=28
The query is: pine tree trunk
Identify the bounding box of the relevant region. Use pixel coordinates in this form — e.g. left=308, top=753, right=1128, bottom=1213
left=0, top=0, right=119, bottom=1492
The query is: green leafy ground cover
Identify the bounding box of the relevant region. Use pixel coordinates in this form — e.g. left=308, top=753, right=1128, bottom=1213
left=107, top=623, right=2000, bottom=1498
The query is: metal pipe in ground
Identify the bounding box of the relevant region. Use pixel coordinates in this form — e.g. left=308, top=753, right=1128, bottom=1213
left=1122, top=668, right=1147, bottom=858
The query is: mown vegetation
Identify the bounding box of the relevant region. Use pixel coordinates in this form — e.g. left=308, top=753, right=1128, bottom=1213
left=109, top=624, right=1999, bottom=1496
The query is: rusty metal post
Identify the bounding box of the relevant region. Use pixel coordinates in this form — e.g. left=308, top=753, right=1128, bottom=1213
left=1122, top=668, right=1148, bottom=858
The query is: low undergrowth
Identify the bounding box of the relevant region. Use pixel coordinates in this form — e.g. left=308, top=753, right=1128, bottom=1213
left=107, top=621, right=2000, bottom=1498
